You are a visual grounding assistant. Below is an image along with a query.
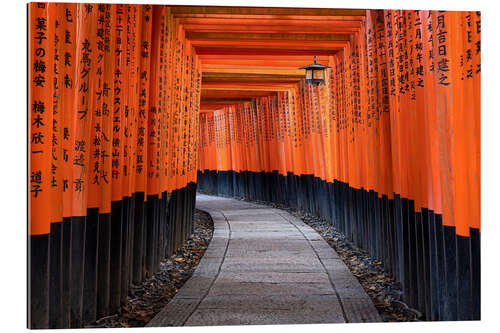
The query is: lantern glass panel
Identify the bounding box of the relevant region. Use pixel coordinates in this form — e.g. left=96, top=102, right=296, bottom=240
left=306, top=70, right=313, bottom=80
left=313, top=70, right=324, bottom=80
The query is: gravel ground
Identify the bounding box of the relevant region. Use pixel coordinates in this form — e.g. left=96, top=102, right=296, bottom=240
left=86, top=209, right=214, bottom=328
left=242, top=198, right=421, bottom=322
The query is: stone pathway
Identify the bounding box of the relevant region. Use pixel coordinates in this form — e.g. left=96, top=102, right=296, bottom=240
left=147, top=194, right=380, bottom=326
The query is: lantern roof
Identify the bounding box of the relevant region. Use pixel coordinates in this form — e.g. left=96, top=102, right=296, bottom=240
left=299, top=56, right=331, bottom=70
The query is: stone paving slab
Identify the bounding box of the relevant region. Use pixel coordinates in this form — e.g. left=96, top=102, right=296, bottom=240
left=147, top=298, right=199, bottom=326
left=184, top=305, right=345, bottom=326
left=185, top=294, right=346, bottom=326
left=175, top=276, right=214, bottom=299
left=208, top=281, right=337, bottom=297
left=229, top=234, right=305, bottom=240
left=227, top=238, right=314, bottom=249
left=219, top=262, right=327, bottom=273
left=229, top=223, right=295, bottom=229
left=147, top=194, right=381, bottom=327
left=224, top=249, right=317, bottom=259
left=342, top=298, right=382, bottom=323
left=221, top=256, right=323, bottom=266
left=216, top=271, right=331, bottom=283
left=196, top=294, right=342, bottom=310
left=221, top=208, right=282, bottom=215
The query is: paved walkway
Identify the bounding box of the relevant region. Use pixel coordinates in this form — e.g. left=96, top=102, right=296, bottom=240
left=148, top=194, right=380, bottom=326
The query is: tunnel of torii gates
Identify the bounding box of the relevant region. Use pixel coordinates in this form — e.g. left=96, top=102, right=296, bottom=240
left=28, top=2, right=481, bottom=328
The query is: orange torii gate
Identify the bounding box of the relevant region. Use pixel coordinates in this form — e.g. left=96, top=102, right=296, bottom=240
left=29, top=3, right=201, bottom=328
left=29, top=3, right=480, bottom=328
left=196, top=9, right=481, bottom=323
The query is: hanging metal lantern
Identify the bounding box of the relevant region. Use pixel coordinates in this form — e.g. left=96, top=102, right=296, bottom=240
left=299, top=56, right=330, bottom=86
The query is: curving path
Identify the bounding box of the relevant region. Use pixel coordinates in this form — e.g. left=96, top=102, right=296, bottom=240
left=148, top=194, right=380, bottom=326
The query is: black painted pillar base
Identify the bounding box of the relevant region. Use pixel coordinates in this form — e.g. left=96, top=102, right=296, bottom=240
left=120, top=196, right=131, bottom=306
left=457, top=234, right=473, bottom=320
left=109, top=200, right=122, bottom=314
left=443, top=225, right=458, bottom=321
left=470, top=228, right=481, bottom=320
left=83, top=208, right=99, bottom=324
left=96, top=212, right=111, bottom=319
left=29, top=234, right=50, bottom=329
left=132, top=192, right=145, bottom=285
left=70, top=216, right=85, bottom=328
left=146, top=194, right=159, bottom=278
left=61, top=217, right=72, bottom=328
left=49, top=221, right=63, bottom=328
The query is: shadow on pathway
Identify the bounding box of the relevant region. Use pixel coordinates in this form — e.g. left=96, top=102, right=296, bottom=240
left=147, top=194, right=380, bottom=326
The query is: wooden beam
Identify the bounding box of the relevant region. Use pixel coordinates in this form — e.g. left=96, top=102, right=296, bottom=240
left=201, top=90, right=278, bottom=98
left=197, top=54, right=333, bottom=61
left=175, top=14, right=365, bottom=22
left=190, top=39, right=347, bottom=47
left=170, top=6, right=366, bottom=17
left=202, top=72, right=302, bottom=78
left=182, top=23, right=359, bottom=34
left=186, top=32, right=351, bottom=41
left=203, top=81, right=302, bottom=87
left=202, top=82, right=297, bottom=91
left=200, top=59, right=334, bottom=73
left=202, top=72, right=304, bottom=82
left=202, top=67, right=304, bottom=75
left=194, top=47, right=342, bottom=56
left=201, top=98, right=255, bottom=103
left=201, top=58, right=326, bottom=66
left=201, top=88, right=273, bottom=96
left=179, top=17, right=363, bottom=26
